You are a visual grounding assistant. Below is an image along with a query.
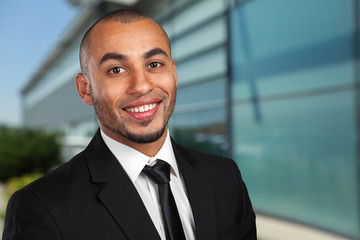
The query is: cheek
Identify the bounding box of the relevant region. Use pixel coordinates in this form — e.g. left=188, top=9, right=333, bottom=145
left=94, top=82, right=124, bottom=104
left=160, top=76, right=177, bottom=95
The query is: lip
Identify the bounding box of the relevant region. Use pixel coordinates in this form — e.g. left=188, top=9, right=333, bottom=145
left=123, top=98, right=162, bottom=121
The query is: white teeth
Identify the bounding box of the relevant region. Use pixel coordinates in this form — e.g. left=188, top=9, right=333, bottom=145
left=126, top=103, right=157, bottom=113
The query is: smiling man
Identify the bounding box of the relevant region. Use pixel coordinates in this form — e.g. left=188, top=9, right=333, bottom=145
left=76, top=13, right=177, bottom=156
left=2, top=9, right=256, bottom=240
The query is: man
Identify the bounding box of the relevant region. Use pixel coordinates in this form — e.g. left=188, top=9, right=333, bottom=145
left=2, top=9, right=256, bottom=240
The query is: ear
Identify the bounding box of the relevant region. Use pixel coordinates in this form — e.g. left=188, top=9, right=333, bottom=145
left=76, top=73, right=93, bottom=105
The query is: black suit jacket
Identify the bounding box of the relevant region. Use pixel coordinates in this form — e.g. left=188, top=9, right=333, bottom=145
left=2, top=130, right=256, bottom=240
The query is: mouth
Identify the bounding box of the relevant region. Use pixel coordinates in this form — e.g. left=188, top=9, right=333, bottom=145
left=123, top=100, right=162, bottom=120
left=125, top=103, right=158, bottom=113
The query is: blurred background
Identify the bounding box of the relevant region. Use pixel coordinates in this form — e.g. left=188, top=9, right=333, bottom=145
left=0, top=0, right=359, bottom=239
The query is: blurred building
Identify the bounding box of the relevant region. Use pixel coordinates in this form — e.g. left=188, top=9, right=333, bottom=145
left=21, top=0, right=360, bottom=239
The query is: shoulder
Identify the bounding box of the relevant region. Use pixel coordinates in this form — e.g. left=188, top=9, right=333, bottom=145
left=4, top=149, right=94, bottom=235
left=1, top=153, right=88, bottom=240
left=13, top=150, right=89, bottom=204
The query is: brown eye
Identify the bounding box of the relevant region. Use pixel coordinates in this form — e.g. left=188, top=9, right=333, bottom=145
left=109, top=67, right=125, bottom=74
left=148, top=62, right=162, bottom=68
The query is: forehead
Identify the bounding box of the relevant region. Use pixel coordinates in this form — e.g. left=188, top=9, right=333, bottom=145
left=87, top=19, right=170, bottom=58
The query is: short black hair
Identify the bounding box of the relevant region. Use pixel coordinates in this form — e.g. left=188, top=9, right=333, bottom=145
left=79, top=9, right=170, bottom=78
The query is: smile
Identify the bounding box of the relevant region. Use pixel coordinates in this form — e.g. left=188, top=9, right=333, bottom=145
left=125, top=103, right=158, bottom=113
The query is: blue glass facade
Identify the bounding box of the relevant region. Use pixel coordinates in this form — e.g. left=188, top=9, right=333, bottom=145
left=230, top=0, right=360, bottom=237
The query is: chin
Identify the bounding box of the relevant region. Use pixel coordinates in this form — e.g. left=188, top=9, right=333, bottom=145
left=128, top=132, right=165, bottom=144
left=114, top=123, right=166, bottom=144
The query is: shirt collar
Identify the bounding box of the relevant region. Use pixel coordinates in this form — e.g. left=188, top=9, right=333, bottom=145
left=100, top=129, right=179, bottom=183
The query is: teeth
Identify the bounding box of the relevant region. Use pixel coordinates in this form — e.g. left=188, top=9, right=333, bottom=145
left=126, top=103, right=157, bottom=113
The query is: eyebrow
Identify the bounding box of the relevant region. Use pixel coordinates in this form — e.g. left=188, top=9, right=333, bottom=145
left=98, top=53, right=128, bottom=66
left=98, top=48, right=169, bottom=67
left=144, top=48, right=169, bottom=59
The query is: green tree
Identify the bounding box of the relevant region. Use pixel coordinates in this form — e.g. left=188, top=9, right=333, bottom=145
left=0, top=127, right=61, bottom=181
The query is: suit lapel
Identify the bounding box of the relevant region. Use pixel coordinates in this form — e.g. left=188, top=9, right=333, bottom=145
left=85, top=130, right=161, bottom=240
left=172, top=140, right=217, bottom=240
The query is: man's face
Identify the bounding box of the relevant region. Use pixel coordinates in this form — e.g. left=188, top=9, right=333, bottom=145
left=83, top=19, right=177, bottom=145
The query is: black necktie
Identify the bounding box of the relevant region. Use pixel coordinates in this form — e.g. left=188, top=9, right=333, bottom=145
left=143, top=160, right=186, bottom=240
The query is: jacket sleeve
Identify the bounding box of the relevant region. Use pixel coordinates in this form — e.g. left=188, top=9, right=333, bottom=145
left=231, top=160, right=257, bottom=239
left=2, top=189, right=63, bottom=240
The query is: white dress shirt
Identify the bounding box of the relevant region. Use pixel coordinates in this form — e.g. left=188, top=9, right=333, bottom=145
left=101, top=130, right=196, bottom=240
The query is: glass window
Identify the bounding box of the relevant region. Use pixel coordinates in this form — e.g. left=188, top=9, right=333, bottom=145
left=233, top=91, right=359, bottom=236
left=162, top=0, right=227, bottom=38
left=176, top=77, right=226, bottom=106
left=176, top=47, right=227, bottom=84
left=170, top=108, right=228, bottom=157
left=171, top=17, right=227, bottom=60
left=230, top=0, right=355, bottom=101
left=230, top=0, right=360, bottom=238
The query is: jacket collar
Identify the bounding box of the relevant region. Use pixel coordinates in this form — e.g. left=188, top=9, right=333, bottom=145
left=85, top=130, right=217, bottom=240
left=85, top=130, right=161, bottom=240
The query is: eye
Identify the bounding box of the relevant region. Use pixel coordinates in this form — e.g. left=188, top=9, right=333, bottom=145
left=109, top=67, right=125, bottom=74
left=148, top=62, right=162, bottom=68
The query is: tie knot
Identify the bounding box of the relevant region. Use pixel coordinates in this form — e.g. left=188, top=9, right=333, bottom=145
left=143, top=160, right=170, bottom=184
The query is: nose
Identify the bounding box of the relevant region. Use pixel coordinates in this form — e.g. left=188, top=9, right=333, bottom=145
left=127, top=66, right=153, bottom=95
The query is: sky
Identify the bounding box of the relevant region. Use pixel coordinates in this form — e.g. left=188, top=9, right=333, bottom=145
left=0, top=0, right=80, bottom=126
